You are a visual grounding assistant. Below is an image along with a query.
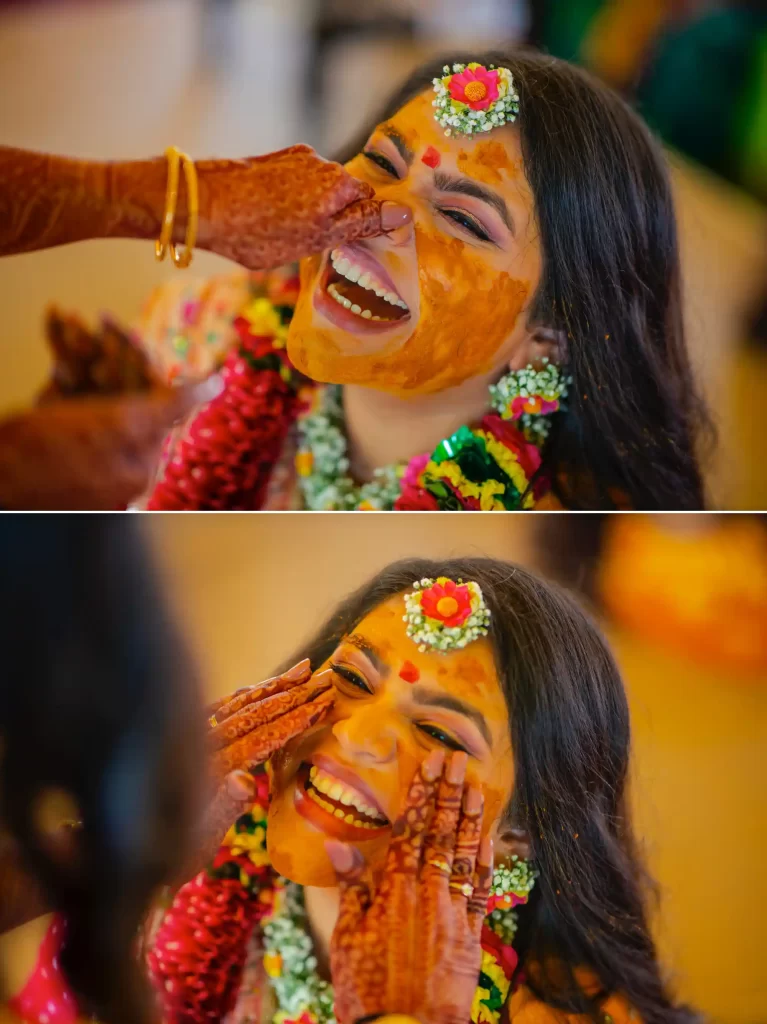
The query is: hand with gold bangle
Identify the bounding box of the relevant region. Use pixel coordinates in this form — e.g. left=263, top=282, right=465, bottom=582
left=0, top=143, right=410, bottom=269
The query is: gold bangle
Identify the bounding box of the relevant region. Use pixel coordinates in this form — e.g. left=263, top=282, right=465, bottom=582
left=155, top=146, right=181, bottom=262
left=171, top=150, right=199, bottom=269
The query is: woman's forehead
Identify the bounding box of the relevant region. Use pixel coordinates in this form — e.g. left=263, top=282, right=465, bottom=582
left=379, top=90, right=524, bottom=181
left=347, top=595, right=502, bottom=698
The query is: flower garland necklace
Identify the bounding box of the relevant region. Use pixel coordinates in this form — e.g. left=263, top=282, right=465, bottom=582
left=295, top=359, right=569, bottom=512
left=148, top=768, right=537, bottom=1024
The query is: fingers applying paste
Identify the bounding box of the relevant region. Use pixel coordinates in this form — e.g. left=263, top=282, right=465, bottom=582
left=421, top=752, right=467, bottom=880
left=449, top=784, right=484, bottom=894
left=467, top=835, right=494, bottom=936
left=207, top=659, right=312, bottom=728
left=210, top=689, right=334, bottom=780
left=207, top=676, right=332, bottom=750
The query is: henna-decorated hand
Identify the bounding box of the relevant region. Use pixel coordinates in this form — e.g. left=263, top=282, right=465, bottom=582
left=0, top=376, right=222, bottom=511
left=327, top=750, right=493, bottom=1024
left=0, top=145, right=410, bottom=267
left=196, top=146, right=410, bottom=270
left=207, top=659, right=334, bottom=782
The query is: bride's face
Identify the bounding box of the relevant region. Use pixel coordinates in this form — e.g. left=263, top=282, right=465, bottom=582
left=287, top=90, right=542, bottom=397
left=267, top=594, right=514, bottom=887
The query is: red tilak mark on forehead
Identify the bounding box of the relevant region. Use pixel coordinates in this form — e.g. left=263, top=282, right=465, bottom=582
left=399, top=661, right=420, bottom=684
left=421, top=146, right=441, bottom=169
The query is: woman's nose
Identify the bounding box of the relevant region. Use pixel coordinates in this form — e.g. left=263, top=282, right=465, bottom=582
left=332, top=707, right=397, bottom=765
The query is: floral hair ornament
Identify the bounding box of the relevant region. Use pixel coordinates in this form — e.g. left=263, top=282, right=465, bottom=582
left=432, top=62, right=519, bottom=137
left=404, top=577, right=491, bottom=653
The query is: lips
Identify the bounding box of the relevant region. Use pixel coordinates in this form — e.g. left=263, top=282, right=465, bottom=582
left=313, top=244, right=411, bottom=336
left=293, top=754, right=390, bottom=842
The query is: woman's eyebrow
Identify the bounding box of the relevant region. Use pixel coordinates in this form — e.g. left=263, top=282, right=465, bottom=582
left=343, top=633, right=389, bottom=676
left=379, top=123, right=415, bottom=166
left=433, top=169, right=515, bottom=234
left=409, top=684, right=492, bottom=747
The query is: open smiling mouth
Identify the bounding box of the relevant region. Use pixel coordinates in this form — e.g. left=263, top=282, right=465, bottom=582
left=314, top=245, right=411, bottom=333
left=294, top=760, right=390, bottom=841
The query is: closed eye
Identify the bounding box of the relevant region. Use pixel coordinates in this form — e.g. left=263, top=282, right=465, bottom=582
left=330, top=663, right=372, bottom=694
left=437, top=207, right=492, bottom=242
left=416, top=723, right=469, bottom=753
left=362, top=150, right=400, bottom=179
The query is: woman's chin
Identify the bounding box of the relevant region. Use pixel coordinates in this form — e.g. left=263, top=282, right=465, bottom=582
left=267, top=795, right=389, bottom=888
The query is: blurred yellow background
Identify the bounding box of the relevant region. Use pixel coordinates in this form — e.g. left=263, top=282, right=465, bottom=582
left=147, top=514, right=766, bottom=1024
left=0, top=0, right=766, bottom=508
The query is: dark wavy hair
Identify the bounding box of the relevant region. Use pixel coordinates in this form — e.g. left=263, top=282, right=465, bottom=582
left=0, top=519, right=203, bottom=1024
left=335, top=49, right=714, bottom=510
left=282, top=557, right=699, bottom=1024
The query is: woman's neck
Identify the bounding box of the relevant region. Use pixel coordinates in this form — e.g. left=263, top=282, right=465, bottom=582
left=302, top=886, right=340, bottom=982
left=342, top=370, right=497, bottom=482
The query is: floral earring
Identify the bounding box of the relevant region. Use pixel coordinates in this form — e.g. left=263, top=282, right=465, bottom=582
left=488, top=359, right=571, bottom=443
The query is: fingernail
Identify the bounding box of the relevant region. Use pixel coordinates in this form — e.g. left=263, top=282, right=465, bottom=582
left=225, top=770, right=256, bottom=801
left=447, top=751, right=468, bottom=785
left=325, top=839, right=354, bottom=873
left=422, top=748, right=445, bottom=782
left=283, top=658, right=311, bottom=682
left=194, top=373, right=224, bottom=404
left=464, top=786, right=483, bottom=815
left=380, top=201, right=412, bottom=231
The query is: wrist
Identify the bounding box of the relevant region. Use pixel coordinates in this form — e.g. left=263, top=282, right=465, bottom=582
left=103, top=158, right=187, bottom=244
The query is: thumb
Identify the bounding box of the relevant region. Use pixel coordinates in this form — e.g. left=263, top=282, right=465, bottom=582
left=325, top=840, right=371, bottom=924
left=326, top=199, right=412, bottom=247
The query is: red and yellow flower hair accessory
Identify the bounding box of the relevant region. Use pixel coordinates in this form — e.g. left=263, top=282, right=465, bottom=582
left=404, top=577, right=491, bottom=652
left=432, top=63, right=519, bottom=137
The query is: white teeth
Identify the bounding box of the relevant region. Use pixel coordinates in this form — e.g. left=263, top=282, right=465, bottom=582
left=309, top=766, right=385, bottom=821
left=328, top=283, right=391, bottom=322
left=329, top=251, right=409, bottom=312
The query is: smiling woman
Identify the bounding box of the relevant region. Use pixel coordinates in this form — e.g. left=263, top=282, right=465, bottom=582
left=142, top=557, right=699, bottom=1024
left=141, top=48, right=712, bottom=512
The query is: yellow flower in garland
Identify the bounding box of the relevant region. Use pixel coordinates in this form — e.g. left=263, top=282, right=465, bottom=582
left=471, top=986, right=495, bottom=1024
left=424, top=459, right=506, bottom=511
left=481, top=956, right=511, bottom=997
left=474, top=430, right=535, bottom=508
left=225, top=825, right=271, bottom=867
left=263, top=951, right=283, bottom=978
left=242, top=297, right=288, bottom=345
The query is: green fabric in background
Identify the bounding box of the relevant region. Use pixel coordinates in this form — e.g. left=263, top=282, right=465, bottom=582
left=538, top=3, right=767, bottom=200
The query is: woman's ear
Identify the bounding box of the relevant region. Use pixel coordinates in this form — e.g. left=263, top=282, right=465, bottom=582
left=32, top=788, right=83, bottom=872
left=495, top=825, right=534, bottom=862
left=508, top=325, right=568, bottom=372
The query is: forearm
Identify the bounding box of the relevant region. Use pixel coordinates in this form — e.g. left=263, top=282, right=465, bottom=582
left=0, top=146, right=194, bottom=256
